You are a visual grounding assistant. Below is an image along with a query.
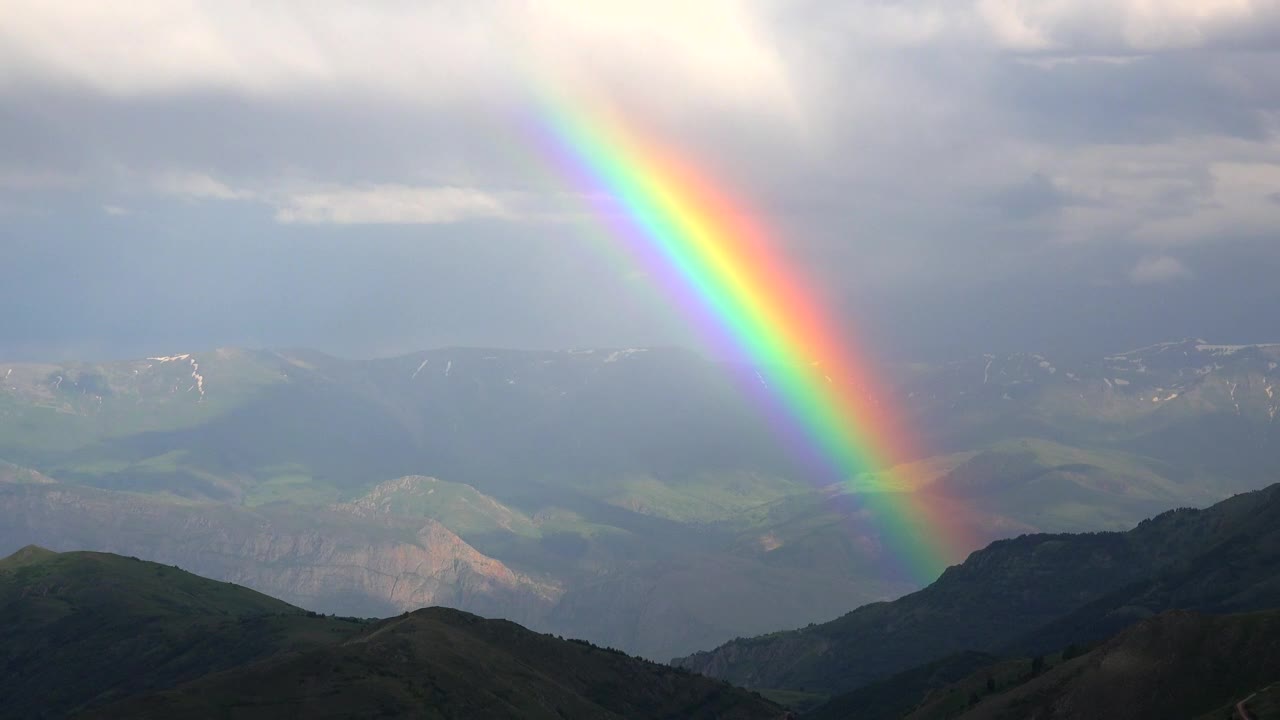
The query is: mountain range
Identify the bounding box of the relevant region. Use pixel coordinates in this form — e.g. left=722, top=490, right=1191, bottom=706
left=2, top=339, right=1278, bottom=659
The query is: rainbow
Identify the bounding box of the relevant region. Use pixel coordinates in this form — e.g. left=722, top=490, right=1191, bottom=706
left=524, top=93, right=971, bottom=583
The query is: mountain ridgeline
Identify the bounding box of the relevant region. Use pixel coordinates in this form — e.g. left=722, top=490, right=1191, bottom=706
left=676, top=482, right=1280, bottom=707
left=0, top=547, right=782, bottom=720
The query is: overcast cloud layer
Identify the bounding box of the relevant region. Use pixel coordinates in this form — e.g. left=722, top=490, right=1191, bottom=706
left=2, top=1, right=1279, bottom=362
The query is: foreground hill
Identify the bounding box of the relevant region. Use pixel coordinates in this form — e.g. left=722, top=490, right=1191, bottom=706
left=0, top=547, right=781, bottom=720
left=676, top=483, right=1280, bottom=698
left=90, top=607, right=781, bottom=720
left=0, top=546, right=364, bottom=718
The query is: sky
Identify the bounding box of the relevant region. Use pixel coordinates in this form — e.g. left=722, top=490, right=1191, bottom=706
left=2, top=1, right=1279, bottom=363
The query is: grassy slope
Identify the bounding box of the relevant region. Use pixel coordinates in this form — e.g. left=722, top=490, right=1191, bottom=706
left=937, top=610, right=1280, bottom=720
left=806, top=651, right=1005, bottom=720
left=0, top=547, right=366, bottom=718
left=89, top=608, right=783, bottom=720
left=1204, top=684, right=1280, bottom=720
left=674, top=531, right=1163, bottom=695
left=1007, top=480, right=1280, bottom=657
left=0, top=546, right=782, bottom=720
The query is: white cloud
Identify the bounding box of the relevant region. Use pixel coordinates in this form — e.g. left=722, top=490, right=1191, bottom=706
left=0, top=1, right=797, bottom=120
left=977, top=0, right=1276, bottom=52
left=273, top=185, right=506, bottom=225
left=1024, top=135, right=1280, bottom=248
left=1130, top=255, right=1191, bottom=284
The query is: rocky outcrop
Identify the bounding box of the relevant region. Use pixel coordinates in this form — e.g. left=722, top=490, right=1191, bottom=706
left=334, top=475, right=539, bottom=536
left=0, top=480, right=560, bottom=624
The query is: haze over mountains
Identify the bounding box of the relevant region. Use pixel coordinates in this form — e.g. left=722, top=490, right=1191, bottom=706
left=2, top=339, right=1278, bottom=661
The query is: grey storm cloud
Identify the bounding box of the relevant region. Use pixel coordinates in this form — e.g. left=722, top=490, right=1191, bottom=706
left=1, top=1, right=1279, bottom=361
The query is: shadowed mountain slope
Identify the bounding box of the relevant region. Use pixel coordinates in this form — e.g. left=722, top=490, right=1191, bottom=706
left=921, top=610, right=1280, bottom=720
left=0, top=547, right=781, bottom=720
left=0, top=547, right=365, bottom=719
left=90, top=607, right=784, bottom=720
left=676, top=484, right=1280, bottom=698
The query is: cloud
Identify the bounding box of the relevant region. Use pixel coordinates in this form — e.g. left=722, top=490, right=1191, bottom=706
left=273, top=185, right=507, bottom=225
left=0, top=1, right=796, bottom=118
left=977, top=0, right=1280, bottom=53
left=1130, top=255, right=1192, bottom=284
left=990, top=172, right=1080, bottom=218
left=1, top=1, right=1279, bottom=359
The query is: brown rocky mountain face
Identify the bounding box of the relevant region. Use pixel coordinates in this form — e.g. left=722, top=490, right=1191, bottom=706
left=0, top=481, right=560, bottom=625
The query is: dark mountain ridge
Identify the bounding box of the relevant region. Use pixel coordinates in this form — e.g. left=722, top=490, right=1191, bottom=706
left=0, top=546, right=360, bottom=719
left=675, top=483, right=1280, bottom=698
left=0, top=546, right=782, bottom=720
left=89, top=607, right=782, bottom=720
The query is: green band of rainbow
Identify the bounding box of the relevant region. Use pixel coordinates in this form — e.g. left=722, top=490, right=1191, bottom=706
left=526, top=93, right=971, bottom=582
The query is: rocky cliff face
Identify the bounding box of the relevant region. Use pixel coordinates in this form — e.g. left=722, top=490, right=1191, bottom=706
left=0, top=480, right=560, bottom=624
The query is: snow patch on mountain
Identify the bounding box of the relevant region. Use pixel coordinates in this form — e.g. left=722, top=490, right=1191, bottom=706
left=149, top=354, right=204, bottom=399
left=1196, top=343, right=1280, bottom=355
left=604, top=348, right=649, bottom=363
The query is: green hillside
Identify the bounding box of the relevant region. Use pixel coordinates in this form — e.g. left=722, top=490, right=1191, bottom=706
left=0, top=546, right=780, bottom=720
left=1009, top=480, right=1280, bottom=656
left=90, top=607, right=782, bottom=720
left=0, top=547, right=365, bottom=718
